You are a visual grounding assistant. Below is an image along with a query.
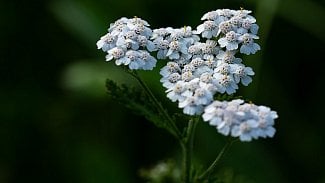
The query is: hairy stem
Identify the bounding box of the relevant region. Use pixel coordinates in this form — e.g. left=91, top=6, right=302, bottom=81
left=197, top=139, right=235, bottom=181
left=127, top=70, right=183, bottom=140
left=182, top=118, right=199, bottom=183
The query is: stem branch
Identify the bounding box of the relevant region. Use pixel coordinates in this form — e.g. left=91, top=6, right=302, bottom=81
left=198, top=139, right=235, bottom=181
left=127, top=70, right=183, bottom=140
left=182, top=118, right=199, bottom=183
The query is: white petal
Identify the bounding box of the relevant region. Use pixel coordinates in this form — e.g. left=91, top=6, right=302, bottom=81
left=226, top=42, right=238, bottom=50
left=116, top=37, right=126, bottom=46
left=241, top=76, right=252, bottom=86
left=146, top=41, right=156, bottom=52
left=105, top=54, right=113, bottom=61
left=240, top=45, right=250, bottom=55
left=96, top=39, right=105, bottom=49
left=218, top=38, right=228, bottom=47
left=195, top=24, right=205, bottom=34
left=250, top=24, right=259, bottom=34
left=240, top=134, right=252, bottom=142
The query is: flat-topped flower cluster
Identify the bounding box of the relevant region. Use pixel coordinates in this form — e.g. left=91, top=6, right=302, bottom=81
left=203, top=99, right=277, bottom=141
left=97, top=17, right=157, bottom=70
left=97, top=9, right=278, bottom=141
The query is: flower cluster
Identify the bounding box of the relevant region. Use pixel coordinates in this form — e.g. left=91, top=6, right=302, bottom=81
left=195, top=9, right=260, bottom=55
left=202, top=99, right=277, bottom=141
left=160, top=51, right=255, bottom=115
left=159, top=9, right=258, bottom=116
left=97, top=17, right=157, bottom=70
left=97, top=9, right=278, bottom=141
left=150, top=27, right=200, bottom=60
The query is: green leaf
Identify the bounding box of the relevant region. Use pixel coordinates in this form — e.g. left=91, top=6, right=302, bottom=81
left=106, top=79, right=171, bottom=131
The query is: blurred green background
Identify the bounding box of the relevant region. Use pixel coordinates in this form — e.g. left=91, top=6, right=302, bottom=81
left=1, top=0, right=325, bottom=182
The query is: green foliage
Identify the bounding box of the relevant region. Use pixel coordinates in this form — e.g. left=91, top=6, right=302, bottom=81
left=106, top=79, right=170, bottom=131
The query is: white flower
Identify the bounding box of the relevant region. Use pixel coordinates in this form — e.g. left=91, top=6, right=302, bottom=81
left=216, top=50, right=242, bottom=64
left=201, top=40, right=219, bottom=55
left=166, top=81, right=186, bottom=102
left=193, top=65, right=213, bottom=78
left=190, top=58, right=204, bottom=68
left=166, top=40, right=188, bottom=59
left=116, top=35, right=139, bottom=50
left=193, top=88, right=214, bottom=105
left=178, top=26, right=200, bottom=45
left=106, top=47, right=125, bottom=62
left=151, top=28, right=170, bottom=39
left=204, top=55, right=218, bottom=68
left=238, top=33, right=260, bottom=55
left=231, top=64, right=255, bottom=86
left=188, top=42, right=203, bottom=57
left=125, top=50, right=141, bottom=66
left=216, top=9, right=236, bottom=18
left=237, top=18, right=259, bottom=34
left=181, top=71, right=193, bottom=82
left=97, top=33, right=116, bottom=51
left=97, top=17, right=157, bottom=70
left=153, top=37, right=169, bottom=59
left=203, top=100, right=278, bottom=141
left=182, top=78, right=200, bottom=97
left=161, top=72, right=181, bottom=88
left=137, top=35, right=156, bottom=51
left=182, top=64, right=195, bottom=73
left=217, top=21, right=233, bottom=35
left=213, top=73, right=238, bottom=94
left=214, top=62, right=232, bottom=75
left=229, top=16, right=243, bottom=28
left=179, top=97, right=204, bottom=115
left=233, top=9, right=253, bottom=18
left=175, top=56, right=191, bottom=67
left=218, top=31, right=240, bottom=50
left=231, top=119, right=259, bottom=141
left=194, top=21, right=219, bottom=39
left=138, top=50, right=157, bottom=70
left=253, top=106, right=277, bottom=138
left=151, top=26, right=199, bottom=60
left=199, top=72, right=214, bottom=84
left=201, top=10, right=219, bottom=21
left=160, top=62, right=181, bottom=78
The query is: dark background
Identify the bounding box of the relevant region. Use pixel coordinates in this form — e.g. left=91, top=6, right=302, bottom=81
left=1, top=0, right=325, bottom=182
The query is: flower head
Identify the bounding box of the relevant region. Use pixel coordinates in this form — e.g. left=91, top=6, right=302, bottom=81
left=203, top=99, right=278, bottom=141
left=97, top=17, right=157, bottom=70
left=97, top=10, right=277, bottom=143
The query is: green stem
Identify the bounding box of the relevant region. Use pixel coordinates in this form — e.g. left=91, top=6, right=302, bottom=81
left=127, top=70, right=183, bottom=140
left=197, top=139, right=235, bottom=181
left=182, top=118, right=199, bottom=183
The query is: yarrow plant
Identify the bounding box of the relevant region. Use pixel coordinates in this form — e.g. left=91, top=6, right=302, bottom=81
left=97, top=9, right=278, bottom=183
